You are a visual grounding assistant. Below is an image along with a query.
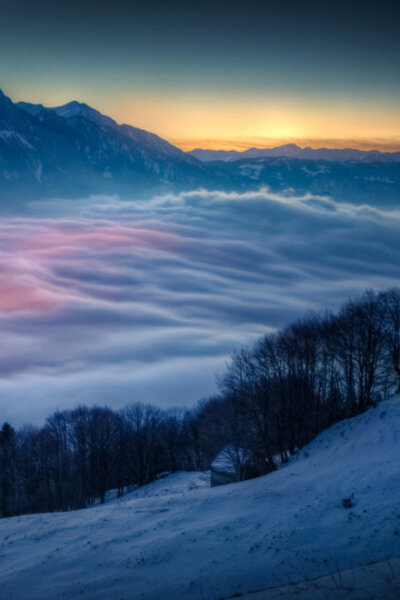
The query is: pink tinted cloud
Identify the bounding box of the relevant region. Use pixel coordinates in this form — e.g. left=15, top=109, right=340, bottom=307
left=23, top=224, right=181, bottom=258
left=0, top=279, right=60, bottom=313
left=0, top=219, right=181, bottom=314
left=0, top=250, right=63, bottom=314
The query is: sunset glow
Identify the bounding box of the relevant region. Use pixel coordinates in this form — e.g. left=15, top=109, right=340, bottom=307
left=2, top=1, right=399, bottom=152
left=6, top=89, right=399, bottom=152
left=1, top=1, right=400, bottom=596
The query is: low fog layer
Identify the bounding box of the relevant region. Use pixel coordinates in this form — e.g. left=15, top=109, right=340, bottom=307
left=1, top=188, right=400, bottom=424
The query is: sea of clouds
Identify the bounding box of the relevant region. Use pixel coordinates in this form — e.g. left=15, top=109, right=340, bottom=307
left=1, top=188, right=400, bottom=424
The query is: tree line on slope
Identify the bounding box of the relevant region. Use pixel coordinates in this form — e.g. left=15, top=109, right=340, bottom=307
left=1, top=287, right=400, bottom=517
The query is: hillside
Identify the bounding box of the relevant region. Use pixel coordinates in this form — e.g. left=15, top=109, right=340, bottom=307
left=0, top=397, right=399, bottom=599
left=0, top=90, right=229, bottom=200
left=200, top=156, right=400, bottom=207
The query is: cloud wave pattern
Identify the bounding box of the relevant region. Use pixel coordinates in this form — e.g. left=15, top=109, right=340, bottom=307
left=1, top=188, right=400, bottom=423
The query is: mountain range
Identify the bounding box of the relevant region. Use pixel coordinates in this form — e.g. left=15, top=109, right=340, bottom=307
left=190, top=143, right=400, bottom=163
left=0, top=89, right=229, bottom=201
left=1, top=89, right=400, bottom=205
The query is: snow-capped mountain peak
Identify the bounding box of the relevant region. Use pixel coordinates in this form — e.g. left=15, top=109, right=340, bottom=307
left=51, top=100, right=117, bottom=129
left=0, top=89, right=219, bottom=200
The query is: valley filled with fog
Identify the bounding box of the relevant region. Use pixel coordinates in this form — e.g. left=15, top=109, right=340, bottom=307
left=1, top=188, right=400, bottom=424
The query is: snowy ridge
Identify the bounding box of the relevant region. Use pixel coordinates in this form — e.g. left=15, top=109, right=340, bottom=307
left=0, top=88, right=218, bottom=200
left=1, top=89, right=400, bottom=203
left=189, top=144, right=400, bottom=163
left=0, top=397, right=400, bottom=599
left=0, top=130, right=34, bottom=149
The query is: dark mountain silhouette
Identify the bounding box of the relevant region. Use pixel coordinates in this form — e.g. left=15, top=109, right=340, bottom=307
left=190, top=143, right=400, bottom=163
left=1, top=89, right=400, bottom=206
left=0, top=89, right=230, bottom=200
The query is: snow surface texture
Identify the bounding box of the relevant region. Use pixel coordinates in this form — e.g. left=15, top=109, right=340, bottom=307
left=235, top=558, right=400, bottom=599
left=1, top=398, right=400, bottom=599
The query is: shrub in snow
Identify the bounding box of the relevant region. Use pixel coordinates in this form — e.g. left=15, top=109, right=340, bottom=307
left=342, top=493, right=355, bottom=508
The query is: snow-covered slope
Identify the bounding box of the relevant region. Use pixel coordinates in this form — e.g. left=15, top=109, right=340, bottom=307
left=0, top=89, right=224, bottom=200
left=1, top=398, right=400, bottom=600
left=238, top=558, right=400, bottom=600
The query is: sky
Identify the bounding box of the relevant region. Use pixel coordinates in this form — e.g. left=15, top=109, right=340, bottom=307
left=0, top=0, right=399, bottom=149
left=2, top=190, right=400, bottom=425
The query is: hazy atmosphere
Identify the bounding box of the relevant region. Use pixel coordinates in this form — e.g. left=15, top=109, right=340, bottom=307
left=2, top=190, right=400, bottom=424
left=1, top=1, right=400, bottom=599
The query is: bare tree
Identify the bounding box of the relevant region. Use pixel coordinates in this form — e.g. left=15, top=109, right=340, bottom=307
left=381, top=288, right=400, bottom=392
left=0, top=423, right=16, bottom=518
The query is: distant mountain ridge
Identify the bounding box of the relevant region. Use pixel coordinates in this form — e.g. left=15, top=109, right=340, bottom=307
left=0, top=89, right=229, bottom=201
left=189, top=143, right=400, bottom=163
left=1, top=88, right=400, bottom=206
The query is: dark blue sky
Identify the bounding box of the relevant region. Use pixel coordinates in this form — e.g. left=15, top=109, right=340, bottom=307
left=1, top=0, right=399, bottom=147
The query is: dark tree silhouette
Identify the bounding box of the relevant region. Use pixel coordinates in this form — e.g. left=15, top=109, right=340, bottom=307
left=2, top=287, right=400, bottom=517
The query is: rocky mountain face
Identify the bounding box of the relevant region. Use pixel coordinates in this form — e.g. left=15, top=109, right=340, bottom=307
left=211, top=156, right=400, bottom=207
left=1, top=89, right=399, bottom=207
left=0, top=90, right=227, bottom=201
